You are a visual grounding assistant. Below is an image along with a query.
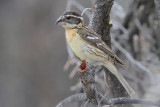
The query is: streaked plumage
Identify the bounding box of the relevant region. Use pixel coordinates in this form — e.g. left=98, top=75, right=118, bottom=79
left=56, top=11, right=135, bottom=96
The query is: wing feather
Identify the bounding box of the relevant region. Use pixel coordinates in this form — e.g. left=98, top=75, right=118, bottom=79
left=77, top=26, right=124, bottom=65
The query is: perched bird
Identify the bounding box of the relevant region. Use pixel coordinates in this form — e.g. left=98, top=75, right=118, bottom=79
left=56, top=11, right=135, bottom=96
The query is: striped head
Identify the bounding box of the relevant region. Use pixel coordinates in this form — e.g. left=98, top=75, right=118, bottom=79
left=56, top=11, right=84, bottom=28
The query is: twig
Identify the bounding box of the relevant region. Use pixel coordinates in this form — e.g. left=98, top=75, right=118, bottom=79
left=69, top=66, right=78, bottom=79
left=63, top=56, right=76, bottom=71
left=81, top=8, right=92, bottom=16
left=71, top=1, right=91, bottom=18
left=112, top=2, right=126, bottom=19
left=133, top=7, right=151, bottom=38
left=82, top=99, right=89, bottom=107
left=79, top=60, right=98, bottom=105
left=56, top=93, right=160, bottom=107
left=89, top=0, right=133, bottom=100
left=113, top=20, right=129, bottom=36
left=56, top=93, right=86, bottom=107
left=97, top=90, right=110, bottom=107
left=111, top=37, right=154, bottom=82
left=102, top=97, right=160, bottom=106
left=66, top=0, right=91, bottom=19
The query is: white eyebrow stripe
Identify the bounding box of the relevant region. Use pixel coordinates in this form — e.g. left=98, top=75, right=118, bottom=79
left=65, top=15, right=83, bottom=20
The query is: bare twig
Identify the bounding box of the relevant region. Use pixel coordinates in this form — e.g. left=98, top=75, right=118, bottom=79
left=111, top=1, right=154, bottom=82
left=79, top=60, right=98, bottom=106
left=89, top=0, right=133, bottom=100
left=102, top=97, right=160, bottom=106
left=111, top=37, right=154, bottom=82
left=56, top=93, right=86, bottom=107
left=97, top=90, right=110, bottom=107
left=69, top=66, right=78, bottom=79
left=66, top=0, right=91, bottom=19
left=56, top=93, right=160, bottom=107
left=112, top=2, right=126, bottom=19
left=63, top=56, right=76, bottom=71
left=71, top=0, right=91, bottom=18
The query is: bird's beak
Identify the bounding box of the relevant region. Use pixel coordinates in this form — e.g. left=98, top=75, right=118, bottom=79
left=56, top=16, right=63, bottom=25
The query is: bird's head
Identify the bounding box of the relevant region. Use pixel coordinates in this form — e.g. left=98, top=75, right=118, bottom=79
left=56, top=11, right=84, bottom=29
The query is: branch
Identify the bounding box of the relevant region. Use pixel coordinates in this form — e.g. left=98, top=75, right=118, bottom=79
left=111, top=36, right=154, bottom=82
left=56, top=93, right=86, bottom=107
left=89, top=0, right=113, bottom=47
left=79, top=60, right=98, bottom=106
left=89, top=0, right=132, bottom=99
left=56, top=93, right=160, bottom=107
left=66, top=0, right=91, bottom=18
left=102, top=97, right=160, bottom=106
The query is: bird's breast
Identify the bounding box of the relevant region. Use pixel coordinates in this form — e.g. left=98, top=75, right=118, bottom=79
left=69, top=33, right=87, bottom=60
left=65, top=28, right=77, bottom=43
left=65, top=29, right=106, bottom=63
left=65, top=28, right=85, bottom=59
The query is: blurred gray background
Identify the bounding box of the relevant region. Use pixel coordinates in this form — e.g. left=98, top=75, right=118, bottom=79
left=0, top=0, right=77, bottom=106
left=0, top=0, right=159, bottom=107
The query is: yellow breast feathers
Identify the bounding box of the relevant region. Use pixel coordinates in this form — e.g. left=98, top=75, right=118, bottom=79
left=65, top=28, right=78, bottom=43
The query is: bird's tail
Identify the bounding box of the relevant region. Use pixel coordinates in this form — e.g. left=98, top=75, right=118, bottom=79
left=104, top=61, right=135, bottom=96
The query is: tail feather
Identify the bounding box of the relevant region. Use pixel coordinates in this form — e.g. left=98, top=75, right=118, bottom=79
left=104, top=61, right=135, bottom=96
left=115, top=55, right=125, bottom=65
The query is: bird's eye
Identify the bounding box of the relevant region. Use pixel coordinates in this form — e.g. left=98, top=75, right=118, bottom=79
left=66, top=17, right=71, bottom=20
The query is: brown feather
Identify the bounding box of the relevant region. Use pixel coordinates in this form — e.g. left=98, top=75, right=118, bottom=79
left=77, top=25, right=124, bottom=65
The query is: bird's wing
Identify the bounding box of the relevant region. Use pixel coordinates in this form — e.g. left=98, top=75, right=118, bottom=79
left=77, top=26, right=124, bottom=65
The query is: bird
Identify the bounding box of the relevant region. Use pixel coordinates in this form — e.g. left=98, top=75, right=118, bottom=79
left=56, top=11, right=135, bottom=96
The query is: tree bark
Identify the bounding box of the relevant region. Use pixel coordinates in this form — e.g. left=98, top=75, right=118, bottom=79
left=89, top=0, right=134, bottom=106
